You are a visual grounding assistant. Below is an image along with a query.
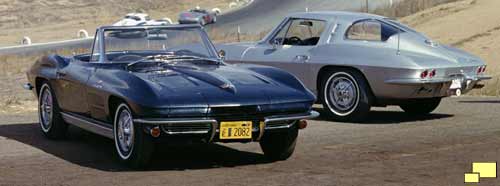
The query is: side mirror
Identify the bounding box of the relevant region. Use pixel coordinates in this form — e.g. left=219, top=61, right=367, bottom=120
left=218, top=50, right=226, bottom=59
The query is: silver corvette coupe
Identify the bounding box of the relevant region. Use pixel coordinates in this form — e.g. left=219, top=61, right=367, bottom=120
left=217, top=11, right=491, bottom=121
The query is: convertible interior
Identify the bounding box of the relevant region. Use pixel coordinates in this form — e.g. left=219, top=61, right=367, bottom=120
left=272, top=19, right=326, bottom=46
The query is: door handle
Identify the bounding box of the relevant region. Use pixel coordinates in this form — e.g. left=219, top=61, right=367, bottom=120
left=295, top=55, right=310, bottom=62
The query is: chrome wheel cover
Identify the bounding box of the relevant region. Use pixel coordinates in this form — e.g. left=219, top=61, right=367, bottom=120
left=114, top=104, right=135, bottom=160
left=325, top=72, right=360, bottom=116
left=39, top=85, right=53, bottom=132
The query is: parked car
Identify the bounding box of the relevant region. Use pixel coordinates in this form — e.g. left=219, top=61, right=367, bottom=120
left=113, top=13, right=171, bottom=26
left=178, top=8, right=218, bottom=25
left=217, top=11, right=491, bottom=121
left=24, top=25, right=318, bottom=167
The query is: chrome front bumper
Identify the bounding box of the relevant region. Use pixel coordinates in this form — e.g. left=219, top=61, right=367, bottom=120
left=133, top=110, right=319, bottom=142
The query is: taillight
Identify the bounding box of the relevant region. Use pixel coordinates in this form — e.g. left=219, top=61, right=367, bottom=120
left=477, top=66, right=487, bottom=74
left=420, top=70, right=429, bottom=79
left=429, top=69, right=436, bottom=78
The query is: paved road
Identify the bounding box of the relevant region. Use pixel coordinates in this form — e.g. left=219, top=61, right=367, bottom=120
left=1, top=96, right=499, bottom=185
left=207, top=0, right=395, bottom=33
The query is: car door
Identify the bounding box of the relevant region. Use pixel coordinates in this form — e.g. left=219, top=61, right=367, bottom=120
left=56, top=59, right=94, bottom=116
left=86, top=64, right=110, bottom=123
left=83, top=31, right=112, bottom=123
left=241, top=18, right=327, bottom=87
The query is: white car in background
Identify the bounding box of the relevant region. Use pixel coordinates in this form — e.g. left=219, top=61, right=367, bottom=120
left=113, top=13, right=151, bottom=26
left=113, top=13, right=171, bottom=26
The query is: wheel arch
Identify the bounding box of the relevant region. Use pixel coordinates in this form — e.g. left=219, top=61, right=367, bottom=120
left=316, top=65, right=376, bottom=103
left=35, top=77, right=48, bottom=96
left=108, top=95, right=130, bottom=124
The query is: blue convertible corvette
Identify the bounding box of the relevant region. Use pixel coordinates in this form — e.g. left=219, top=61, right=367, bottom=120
left=24, top=25, right=318, bottom=167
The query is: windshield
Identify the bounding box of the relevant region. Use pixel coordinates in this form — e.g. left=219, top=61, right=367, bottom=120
left=103, top=27, right=217, bottom=62
left=125, top=16, right=141, bottom=21
left=190, top=9, right=206, bottom=13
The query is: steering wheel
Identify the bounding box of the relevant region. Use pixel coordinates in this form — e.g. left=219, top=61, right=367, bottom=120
left=287, top=36, right=303, bottom=45
left=112, top=55, right=144, bottom=62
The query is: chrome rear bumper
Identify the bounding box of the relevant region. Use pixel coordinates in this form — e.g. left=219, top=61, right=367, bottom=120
left=385, top=75, right=492, bottom=85
left=133, top=110, right=319, bottom=142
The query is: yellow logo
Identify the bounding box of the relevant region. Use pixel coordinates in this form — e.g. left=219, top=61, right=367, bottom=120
left=465, top=162, right=497, bottom=183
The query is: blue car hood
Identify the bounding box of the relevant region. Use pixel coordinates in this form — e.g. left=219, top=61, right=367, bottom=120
left=133, top=64, right=311, bottom=108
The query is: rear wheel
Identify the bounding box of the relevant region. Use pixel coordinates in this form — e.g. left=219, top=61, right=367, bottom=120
left=399, top=98, right=442, bottom=115
left=114, top=103, right=154, bottom=168
left=259, top=126, right=298, bottom=161
left=320, top=69, right=372, bottom=122
left=38, top=82, right=67, bottom=139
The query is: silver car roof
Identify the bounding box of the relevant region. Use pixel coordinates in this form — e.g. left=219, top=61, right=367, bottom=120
left=287, top=11, right=387, bottom=22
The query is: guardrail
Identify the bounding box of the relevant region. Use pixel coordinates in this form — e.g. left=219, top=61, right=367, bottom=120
left=0, top=38, right=93, bottom=55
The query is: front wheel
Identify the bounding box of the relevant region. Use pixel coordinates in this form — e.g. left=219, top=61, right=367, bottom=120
left=38, top=82, right=67, bottom=139
left=259, top=126, right=298, bottom=161
left=399, top=98, right=442, bottom=115
left=114, top=103, right=154, bottom=168
left=320, top=69, right=372, bottom=122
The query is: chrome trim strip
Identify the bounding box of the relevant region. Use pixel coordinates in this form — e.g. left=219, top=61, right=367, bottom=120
left=256, top=121, right=265, bottom=141
left=385, top=78, right=453, bottom=85
left=134, top=118, right=217, bottom=124
left=386, top=75, right=492, bottom=85
left=61, top=112, right=113, bottom=139
left=164, top=130, right=210, bottom=135
left=475, top=76, right=492, bottom=81
left=209, top=122, right=219, bottom=142
left=265, top=121, right=297, bottom=130
left=264, top=111, right=320, bottom=123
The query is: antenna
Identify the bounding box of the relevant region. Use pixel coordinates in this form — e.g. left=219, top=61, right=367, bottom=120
left=365, top=0, right=369, bottom=13
left=397, top=27, right=401, bottom=55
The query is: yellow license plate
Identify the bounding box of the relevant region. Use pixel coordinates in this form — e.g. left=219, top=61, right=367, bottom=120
left=219, top=121, right=252, bottom=139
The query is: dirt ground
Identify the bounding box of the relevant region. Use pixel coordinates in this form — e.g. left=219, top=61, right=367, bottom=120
left=2, top=97, right=500, bottom=186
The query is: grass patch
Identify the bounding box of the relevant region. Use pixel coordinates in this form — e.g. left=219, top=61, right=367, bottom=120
left=372, top=0, right=464, bottom=18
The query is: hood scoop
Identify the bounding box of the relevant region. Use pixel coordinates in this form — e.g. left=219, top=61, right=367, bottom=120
left=168, top=66, right=237, bottom=93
